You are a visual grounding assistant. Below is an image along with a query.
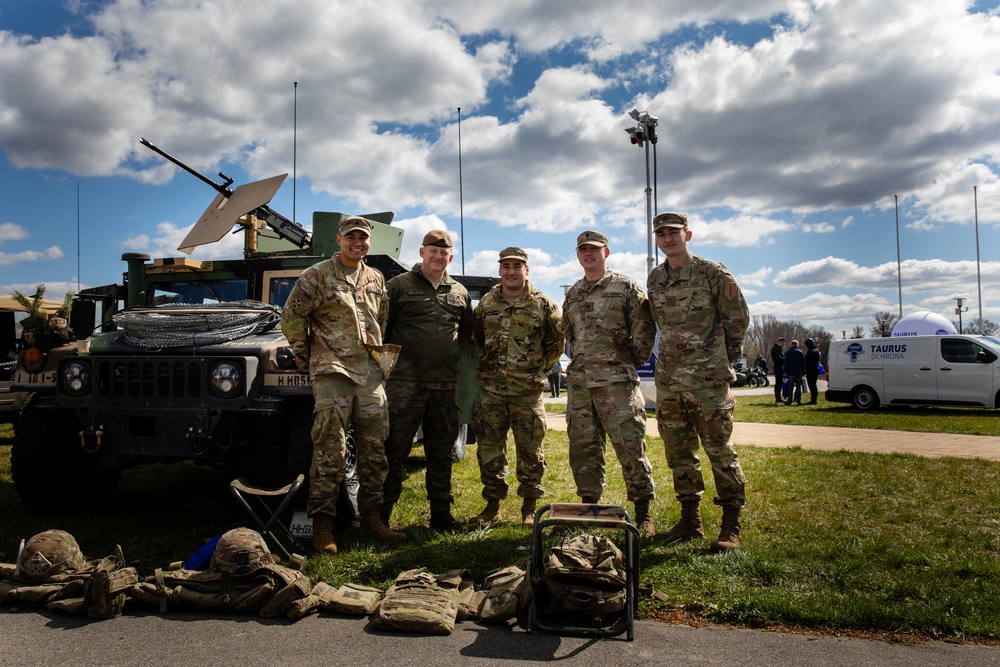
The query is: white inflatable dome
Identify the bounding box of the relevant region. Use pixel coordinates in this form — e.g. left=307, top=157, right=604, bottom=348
left=891, top=311, right=957, bottom=337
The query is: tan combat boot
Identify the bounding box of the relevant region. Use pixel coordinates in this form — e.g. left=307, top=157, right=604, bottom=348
left=633, top=499, right=655, bottom=540
left=472, top=499, right=502, bottom=525
left=521, top=498, right=537, bottom=526
left=653, top=499, right=704, bottom=543
left=360, top=511, right=408, bottom=542
left=311, top=514, right=338, bottom=554
left=710, top=506, right=742, bottom=552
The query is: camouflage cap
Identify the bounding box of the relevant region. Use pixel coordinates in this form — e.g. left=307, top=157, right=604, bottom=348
left=576, top=231, right=608, bottom=248
left=339, top=216, right=373, bottom=236
left=498, top=247, right=528, bottom=262
left=210, top=528, right=272, bottom=575
left=19, top=529, right=87, bottom=580
left=422, top=229, right=453, bottom=248
left=652, top=212, right=688, bottom=231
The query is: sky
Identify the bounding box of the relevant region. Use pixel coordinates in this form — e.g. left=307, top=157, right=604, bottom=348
left=2, top=0, right=1000, bottom=338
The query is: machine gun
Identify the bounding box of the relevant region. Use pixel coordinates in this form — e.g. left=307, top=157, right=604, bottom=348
left=141, top=138, right=310, bottom=254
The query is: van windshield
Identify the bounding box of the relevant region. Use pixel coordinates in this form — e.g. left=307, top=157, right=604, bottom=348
left=979, top=336, right=1000, bottom=353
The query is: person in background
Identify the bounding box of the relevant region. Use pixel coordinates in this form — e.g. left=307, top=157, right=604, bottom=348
left=770, top=337, right=786, bottom=404
left=804, top=338, right=821, bottom=405
left=783, top=339, right=806, bottom=406
left=547, top=357, right=563, bottom=398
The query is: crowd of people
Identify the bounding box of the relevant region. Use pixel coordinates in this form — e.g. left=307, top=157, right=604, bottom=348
left=280, top=211, right=750, bottom=555
left=769, top=336, right=823, bottom=405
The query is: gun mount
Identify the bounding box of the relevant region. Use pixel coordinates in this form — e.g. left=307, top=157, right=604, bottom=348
left=141, top=138, right=310, bottom=253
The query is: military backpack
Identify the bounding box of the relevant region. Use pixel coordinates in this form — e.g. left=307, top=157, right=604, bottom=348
left=535, top=533, right=628, bottom=627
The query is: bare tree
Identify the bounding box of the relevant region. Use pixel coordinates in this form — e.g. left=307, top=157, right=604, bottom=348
left=869, top=311, right=899, bottom=337
left=850, top=325, right=866, bottom=339
left=965, top=318, right=1000, bottom=336
left=743, top=313, right=832, bottom=365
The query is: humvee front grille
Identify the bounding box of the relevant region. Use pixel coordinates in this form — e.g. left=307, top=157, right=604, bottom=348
left=96, top=359, right=204, bottom=399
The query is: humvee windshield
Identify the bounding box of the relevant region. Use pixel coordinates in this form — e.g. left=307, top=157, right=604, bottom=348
left=151, top=279, right=250, bottom=306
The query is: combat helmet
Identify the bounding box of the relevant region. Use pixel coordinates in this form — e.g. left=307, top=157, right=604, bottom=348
left=210, top=527, right=272, bottom=575
left=18, top=529, right=87, bottom=580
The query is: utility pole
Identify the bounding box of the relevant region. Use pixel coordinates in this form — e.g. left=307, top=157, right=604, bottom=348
left=894, top=194, right=902, bottom=319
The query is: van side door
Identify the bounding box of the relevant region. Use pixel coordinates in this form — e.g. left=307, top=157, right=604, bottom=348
left=881, top=338, right=935, bottom=403
left=936, top=337, right=997, bottom=406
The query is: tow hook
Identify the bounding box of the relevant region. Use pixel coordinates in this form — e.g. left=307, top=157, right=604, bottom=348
left=80, top=425, right=104, bottom=453
left=187, top=426, right=211, bottom=456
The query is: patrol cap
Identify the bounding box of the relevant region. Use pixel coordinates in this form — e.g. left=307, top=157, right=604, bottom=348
left=422, top=229, right=453, bottom=248
left=576, top=231, right=608, bottom=248
left=498, top=247, right=528, bottom=262
left=339, top=216, right=373, bottom=236
left=652, top=212, right=688, bottom=231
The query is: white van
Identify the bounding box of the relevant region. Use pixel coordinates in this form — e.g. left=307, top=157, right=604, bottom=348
left=825, top=334, right=1000, bottom=410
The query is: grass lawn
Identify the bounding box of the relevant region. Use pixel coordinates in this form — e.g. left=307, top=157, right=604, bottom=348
left=2, top=421, right=998, bottom=643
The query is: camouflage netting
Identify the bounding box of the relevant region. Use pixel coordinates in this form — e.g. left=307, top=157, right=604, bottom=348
left=113, top=301, right=281, bottom=348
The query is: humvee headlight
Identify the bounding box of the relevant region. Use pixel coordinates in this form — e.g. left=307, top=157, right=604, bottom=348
left=276, top=346, right=298, bottom=369
left=61, top=361, right=92, bottom=396
left=210, top=361, right=243, bottom=398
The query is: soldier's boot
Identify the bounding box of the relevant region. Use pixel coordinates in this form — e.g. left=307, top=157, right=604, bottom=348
left=633, top=499, right=656, bottom=540
left=359, top=511, right=408, bottom=542
left=379, top=502, right=394, bottom=525
left=521, top=498, right=537, bottom=526
left=581, top=495, right=600, bottom=504
left=653, top=500, right=704, bottom=543
left=311, top=515, right=338, bottom=555
left=473, top=499, right=503, bottom=525
left=710, top=506, right=742, bottom=553
left=429, top=500, right=464, bottom=531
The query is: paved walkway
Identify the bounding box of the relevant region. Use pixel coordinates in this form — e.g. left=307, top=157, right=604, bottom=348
left=543, top=388, right=1000, bottom=461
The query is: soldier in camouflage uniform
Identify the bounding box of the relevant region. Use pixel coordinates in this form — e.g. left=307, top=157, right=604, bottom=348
left=646, top=212, right=750, bottom=552
left=472, top=247, right=564, bottom=526
left=381, top=229, right=473, bottom=531
left=562, top=231, right=658, bottom=538
left=280, top=216, right=407, bottom=554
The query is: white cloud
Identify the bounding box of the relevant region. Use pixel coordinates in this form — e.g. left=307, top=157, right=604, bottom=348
left=802, top=223, right=835, bottom=234
left=122, top=222, right=244, bottom=260
left=774, top=256, right=1000, bottom=296
left=0, top=246, right=63, bottom=266
left=0, top=222, right=30, bottom=244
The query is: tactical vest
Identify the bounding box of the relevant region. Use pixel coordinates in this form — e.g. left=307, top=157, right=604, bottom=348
left=130, top=562, right=313, bottom=619
left=0, top=547, right=138, bottom=619
left=371, top=568, right=474, bottom=635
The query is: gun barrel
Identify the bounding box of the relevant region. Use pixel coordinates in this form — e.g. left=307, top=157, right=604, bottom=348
left=140, top=138, right=232, bottom=196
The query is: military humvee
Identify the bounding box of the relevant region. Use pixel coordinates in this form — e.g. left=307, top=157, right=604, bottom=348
left=11, top=140, right=494, bottom=515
